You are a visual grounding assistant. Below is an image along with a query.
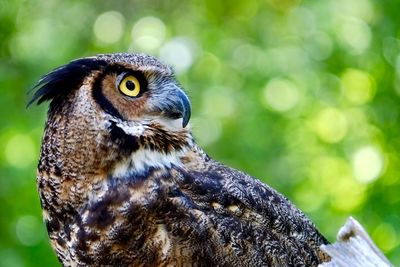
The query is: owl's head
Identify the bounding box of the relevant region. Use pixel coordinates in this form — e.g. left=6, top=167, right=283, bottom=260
left=31, top=53, right=191, bottom=127
left=31, top=53, right=194, bottom=177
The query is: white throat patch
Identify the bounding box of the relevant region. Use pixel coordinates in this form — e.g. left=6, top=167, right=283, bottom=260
left=113, top=120, right=146, bottom=136
left=107, top=117, right=190, bottom=178
left=112, top=148, right=187, bottom=178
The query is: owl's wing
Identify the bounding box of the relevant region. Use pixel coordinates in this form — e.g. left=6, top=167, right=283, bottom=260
left=166, top=159, right=330, bottom=266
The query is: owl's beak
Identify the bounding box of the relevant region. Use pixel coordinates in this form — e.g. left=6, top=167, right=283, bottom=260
left=162, top=86, right=191, bottom=128
left=176, top=90, right=191, bottom=128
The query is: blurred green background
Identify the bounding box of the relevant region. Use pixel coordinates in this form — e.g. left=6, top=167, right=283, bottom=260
left=1, top=0, right=400, bottom=266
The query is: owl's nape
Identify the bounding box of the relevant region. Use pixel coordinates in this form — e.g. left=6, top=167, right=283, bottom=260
left=31, top=53, right=330, bottom=266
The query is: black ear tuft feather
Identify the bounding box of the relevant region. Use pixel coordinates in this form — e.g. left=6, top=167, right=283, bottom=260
left=28, top=58, right=108, bottom=107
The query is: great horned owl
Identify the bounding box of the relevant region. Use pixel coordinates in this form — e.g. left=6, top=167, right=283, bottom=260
left=31, top=53, right=329, bottom=266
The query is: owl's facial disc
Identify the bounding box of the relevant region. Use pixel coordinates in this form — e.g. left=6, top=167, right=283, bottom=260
left=96, top=70, right=191, bottom=129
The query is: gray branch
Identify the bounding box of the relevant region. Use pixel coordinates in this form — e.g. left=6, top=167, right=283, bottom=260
left=319, top=217, right=393, bottom=267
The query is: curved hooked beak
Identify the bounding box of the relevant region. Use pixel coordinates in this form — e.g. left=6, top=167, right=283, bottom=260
left=158, top=85, right=191, bottom=128
left=175, top=90, right=191, bottom=128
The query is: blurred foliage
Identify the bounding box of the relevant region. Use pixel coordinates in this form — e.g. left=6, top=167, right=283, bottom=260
left=1, top=0, right=400, bottom=266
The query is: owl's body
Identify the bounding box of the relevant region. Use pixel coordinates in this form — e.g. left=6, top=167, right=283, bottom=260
left=32, top=53, right=329, bottom=266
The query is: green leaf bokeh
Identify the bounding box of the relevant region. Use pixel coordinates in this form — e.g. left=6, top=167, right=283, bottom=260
left=1, top=0, right=399, bottom=266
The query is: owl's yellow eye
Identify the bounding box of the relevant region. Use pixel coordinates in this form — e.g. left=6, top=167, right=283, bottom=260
left=118, top=75, right=141, bottom=97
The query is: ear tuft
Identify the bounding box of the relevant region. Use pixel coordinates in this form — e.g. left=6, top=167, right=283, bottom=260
left=28, top=58, right=107, bottom=107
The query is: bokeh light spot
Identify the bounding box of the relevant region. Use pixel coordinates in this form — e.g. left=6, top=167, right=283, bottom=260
left=305, top=31, right=333, bottom=61
left=372, top=223, right=399, bottom=252
left=233, top=44, right=257, bottom=68
left=289, top=7, right=316, bottom=37
left=131, top=16, right=166, bottom=52
left=263, top=46, right=309, bottom=74
left=16, top=215, right=44, bottom=246
left=352, top=146, right=384, bottom=183
left=294, top=184, right=324, bottom=212
left=336, top=16, right=371, bottom=54
left=334, top=0, right=375, bottom=22
left=331, top=175, right=366, bottom=211
left=201, top=88, right=236, bottom=119
left=5, top=134, right=36, bottom=168
left=93, top=11, right=125, bottom=44
left=10, top=19, right=53, bottom=61
left=394, top=54, right=400, bottom=80
left=0, top=249, right=24, bottom=267
left=159, top=37, right=197, bottom=74
left=192, top=117, right=222, bottom=146
left=341, top=68, right=375, bottom=105
left=383, top=37, right=400, bottom=67
left=313, top=108, right=348, bottom=143
left=262, top=78, right=300, bottom=112
left=309, top=156, right=366, bottom=211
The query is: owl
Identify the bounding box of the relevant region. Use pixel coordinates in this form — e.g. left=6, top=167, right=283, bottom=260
left=30, top=53, right=329, bottom=266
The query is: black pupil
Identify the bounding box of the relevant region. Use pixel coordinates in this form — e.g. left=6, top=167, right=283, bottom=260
left=126, top=80, right=136, bottom=91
